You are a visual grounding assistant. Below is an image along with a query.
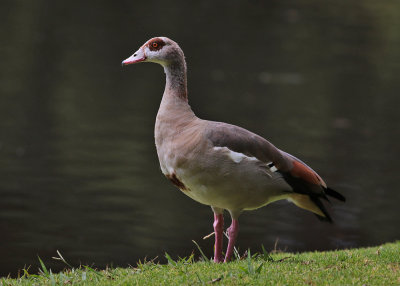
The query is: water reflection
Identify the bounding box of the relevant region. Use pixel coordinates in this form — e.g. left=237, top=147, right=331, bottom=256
left=0, top=0, right=399, bottom=277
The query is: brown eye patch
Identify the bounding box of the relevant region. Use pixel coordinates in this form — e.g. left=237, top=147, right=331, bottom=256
left=148, top=38, right=165, bottom=51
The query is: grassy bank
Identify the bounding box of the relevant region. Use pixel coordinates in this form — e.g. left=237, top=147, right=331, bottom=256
left=1, top=241, right=399, bottom=285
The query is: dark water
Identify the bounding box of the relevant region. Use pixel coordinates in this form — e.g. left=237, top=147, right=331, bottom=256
left=1, top=0, right=399, bottom=277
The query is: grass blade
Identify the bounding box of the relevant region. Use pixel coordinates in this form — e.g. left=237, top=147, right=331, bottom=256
left=247, top=249, right=254, bottom=274
left=165, top=252, right=177, bottom=266
left=37, top=256, right=49, bottom=277
left=261, top=244, right=274, bottom=262
left=255, top=262, right=264, bottom=274
left=84, top=266, right=103, bottom=277
left=192, top=240, right=209, bottom=262
left=52, top=250, right=73, bottom=268
left=195, top=272, right=204, bottom=284
left=49, top=269, right=56, bottom=286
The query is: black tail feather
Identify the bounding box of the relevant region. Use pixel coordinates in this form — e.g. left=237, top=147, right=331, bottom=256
left=310, top=196, right=333, bottom=224
left=279, top=171, right=344, bottom=223
left=325, top=187, right=346, bottom=202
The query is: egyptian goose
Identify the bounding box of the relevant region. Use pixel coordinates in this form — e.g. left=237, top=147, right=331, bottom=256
left=122, top=37, right=345, bottom=263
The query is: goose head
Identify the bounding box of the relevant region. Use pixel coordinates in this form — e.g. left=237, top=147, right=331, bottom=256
left=122, top=37, right=183, bottom=67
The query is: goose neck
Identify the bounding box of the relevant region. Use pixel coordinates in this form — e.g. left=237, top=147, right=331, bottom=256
left=163, top=59, right=187, bottom=101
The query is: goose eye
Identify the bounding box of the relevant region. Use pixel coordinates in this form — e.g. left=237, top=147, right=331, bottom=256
left=148, top=39, right=165, bottom=51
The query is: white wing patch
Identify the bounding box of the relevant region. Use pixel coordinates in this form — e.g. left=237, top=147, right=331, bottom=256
left=267, top=162, right=278, bottom=172
left=213, top=147, right=258, bottom=163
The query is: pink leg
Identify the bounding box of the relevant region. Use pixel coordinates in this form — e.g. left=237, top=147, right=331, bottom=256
left=213, top=213, right=224, bottom=263
left=224, top=219, right=239, bottom=262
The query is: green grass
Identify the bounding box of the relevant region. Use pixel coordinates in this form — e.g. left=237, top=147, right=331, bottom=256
left=1, top=241, right=399, bottom=285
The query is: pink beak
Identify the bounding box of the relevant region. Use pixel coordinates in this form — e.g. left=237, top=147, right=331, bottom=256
left=122, top=48, right=146, bottom=66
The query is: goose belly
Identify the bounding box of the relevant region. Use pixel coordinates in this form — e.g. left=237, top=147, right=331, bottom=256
left=174, top=160, right=291, bottom=211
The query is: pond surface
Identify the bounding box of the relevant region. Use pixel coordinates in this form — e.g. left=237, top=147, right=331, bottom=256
left=1, top=0, right=399, bottom=277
